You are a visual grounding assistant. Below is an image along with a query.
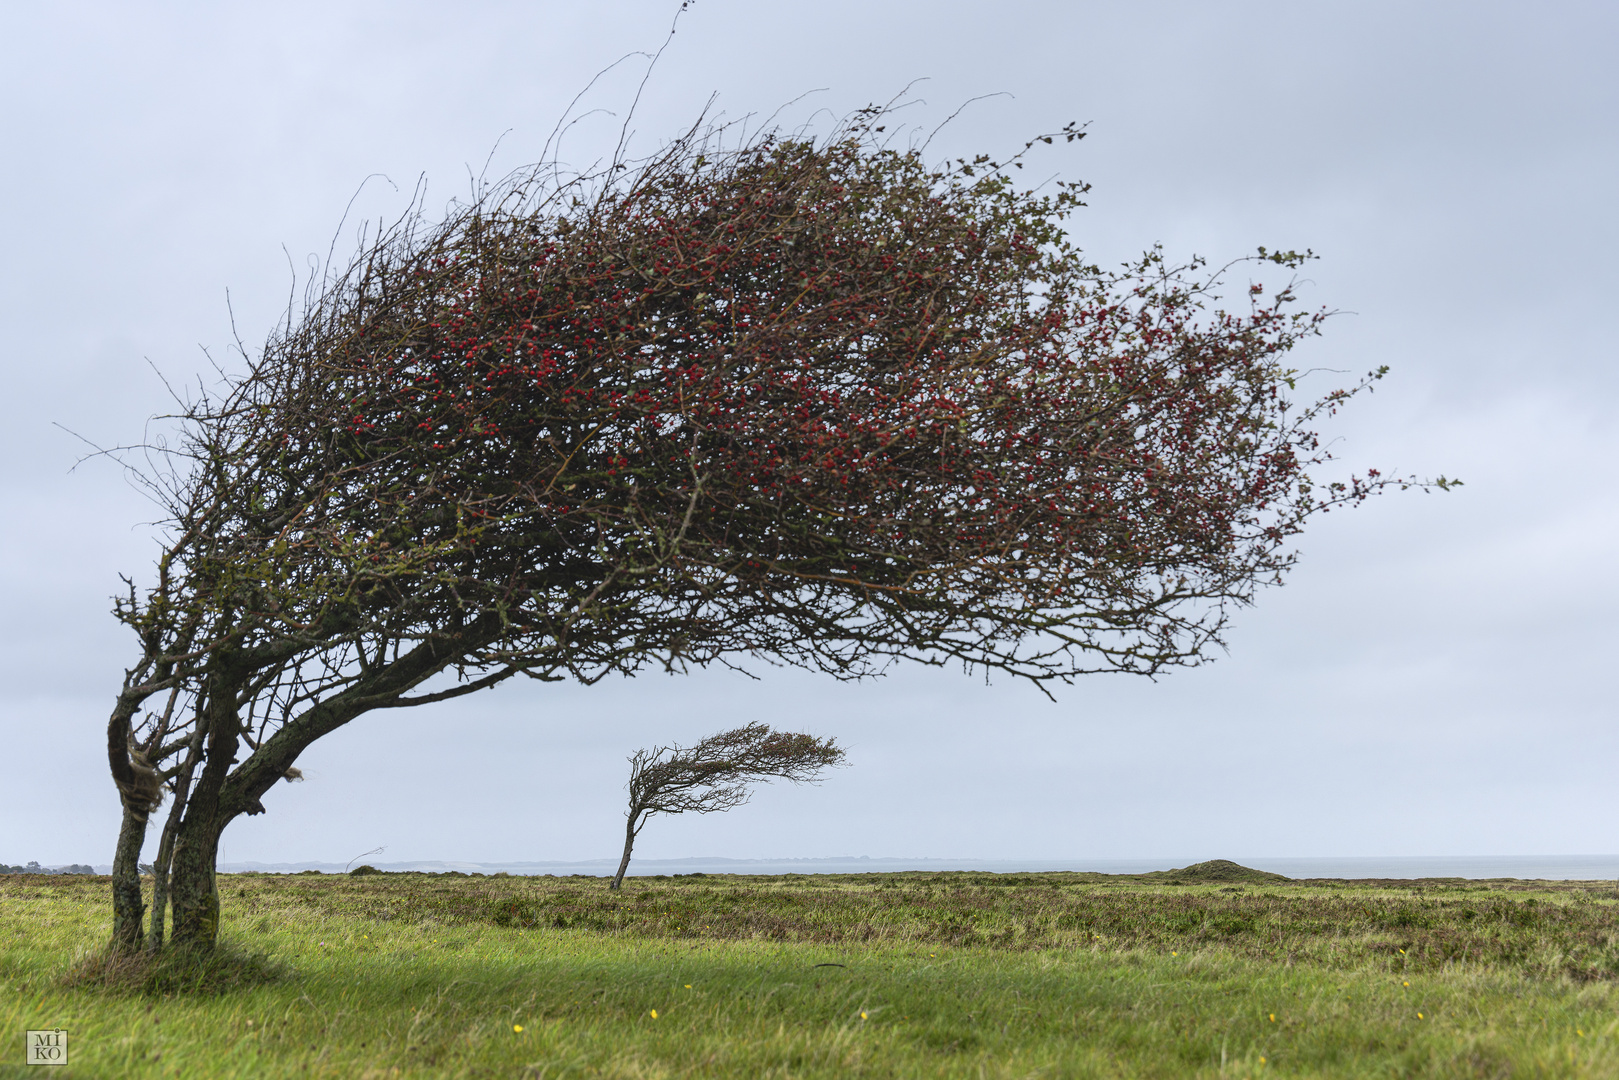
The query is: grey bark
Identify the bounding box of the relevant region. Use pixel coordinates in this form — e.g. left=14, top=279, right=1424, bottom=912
left=148, top=725, right=205, bottom=951
left=109, top=808, right=148, bottom=953
left=610, top=812, right=645, bottom=891
left=166, top=667, right=241, bottom=950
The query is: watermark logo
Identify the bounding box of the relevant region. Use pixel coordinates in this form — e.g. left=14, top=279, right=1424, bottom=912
left=25, top=1030, right=67, bottom=1067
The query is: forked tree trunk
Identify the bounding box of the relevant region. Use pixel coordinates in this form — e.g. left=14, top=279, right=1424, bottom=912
left=109, top=808, right=149, bottom=952
left=118, top=632, right=487, bottom=949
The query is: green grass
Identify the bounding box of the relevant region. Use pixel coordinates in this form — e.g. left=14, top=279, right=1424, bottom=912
left=4, top=869, right=1619, bottom=1077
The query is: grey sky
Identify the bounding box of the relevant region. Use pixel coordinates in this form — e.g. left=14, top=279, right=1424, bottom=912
left=2, top=1, right=1614, bottom=869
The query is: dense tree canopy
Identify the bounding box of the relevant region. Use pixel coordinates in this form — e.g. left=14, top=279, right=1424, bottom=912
left=104, top=111, right=1413, bottom=951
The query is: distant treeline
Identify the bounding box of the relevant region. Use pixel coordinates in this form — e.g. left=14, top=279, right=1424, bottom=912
left=1, top=862, right=97, bottom=875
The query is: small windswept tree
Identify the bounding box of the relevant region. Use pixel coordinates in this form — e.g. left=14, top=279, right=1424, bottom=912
left=612, top=723, right=844, bottom=889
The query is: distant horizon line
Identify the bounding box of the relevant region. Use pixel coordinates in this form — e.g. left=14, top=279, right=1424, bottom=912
left=221, top=853, right=1619, bottom=882
left=28, top=853, right=1619, bottom=881
left=216, top=853, right=1619, bottom=866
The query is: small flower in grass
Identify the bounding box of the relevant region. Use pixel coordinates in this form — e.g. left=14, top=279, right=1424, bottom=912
left=1403, top=981, right=1409, bottom=987
left=650, top=1009, right=658, bottom=1019
left=684, top=984, right=692, bottom=989
left=1269, top=1014, right=1276, bottom=1023
left=860, top=1011, right=867, bottom=1020
left=1417, top=1012, right=1424, bottom=1020
left=513, top=1024, right=523, bottom=1033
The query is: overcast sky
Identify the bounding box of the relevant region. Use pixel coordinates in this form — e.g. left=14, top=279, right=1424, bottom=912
left=2, top=1, right=1614, bottom=870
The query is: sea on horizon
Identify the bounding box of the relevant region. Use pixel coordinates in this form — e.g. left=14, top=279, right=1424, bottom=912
left=194, top=854, right=1619, bottom=881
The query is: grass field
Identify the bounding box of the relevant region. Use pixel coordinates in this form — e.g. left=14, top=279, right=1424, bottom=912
left=4, top=863, right=1619, bottom=1078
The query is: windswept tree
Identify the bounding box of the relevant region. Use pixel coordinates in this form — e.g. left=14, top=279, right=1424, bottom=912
left=102, top=106, right=1433, bottom=954
left=611, top=723, right=843, bottom=889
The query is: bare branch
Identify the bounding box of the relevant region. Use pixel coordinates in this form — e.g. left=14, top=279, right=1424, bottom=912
left=611, top=724, right=845, bottom=888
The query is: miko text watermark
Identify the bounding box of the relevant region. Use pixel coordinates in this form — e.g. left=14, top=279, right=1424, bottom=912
left=25, top=1029, right=67, bottom=1066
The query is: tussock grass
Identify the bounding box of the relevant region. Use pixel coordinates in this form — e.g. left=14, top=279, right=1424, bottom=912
left=4, top=870, right=1619, bottom=1077
left=61, top=940, right=288, bottom=997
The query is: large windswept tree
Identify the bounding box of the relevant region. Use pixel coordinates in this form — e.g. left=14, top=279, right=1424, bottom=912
left=104, top=109, right=1426, bottom=953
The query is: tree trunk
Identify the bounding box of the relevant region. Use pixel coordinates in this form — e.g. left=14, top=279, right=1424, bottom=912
left=167, top=816, right=222, bottom=950
left=107, top=699, right=152, bottom=953
left=147, top=803, right=183, bottom=953
left=167, top=672, right=240, bottom=951
left=109, top=808, right=148, bottom=953
left=610, top=813, right=640, bottom=890
left=147, top=842, right=170, bottom=952
left=148, top=727, right=205, bottom=952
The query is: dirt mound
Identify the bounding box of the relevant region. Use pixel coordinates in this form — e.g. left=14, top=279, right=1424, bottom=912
left=1143, top=860, right=1289, bottom=884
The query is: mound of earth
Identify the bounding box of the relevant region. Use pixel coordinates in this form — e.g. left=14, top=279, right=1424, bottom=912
left=1142, top=859, right=1288, bottom=884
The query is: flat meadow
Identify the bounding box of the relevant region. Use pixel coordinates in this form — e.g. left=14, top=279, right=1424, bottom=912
left=4, top=861, right=1618, bottom=1078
